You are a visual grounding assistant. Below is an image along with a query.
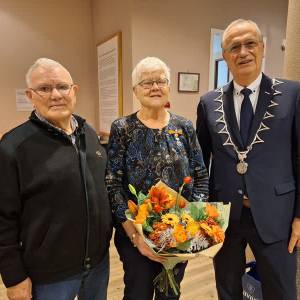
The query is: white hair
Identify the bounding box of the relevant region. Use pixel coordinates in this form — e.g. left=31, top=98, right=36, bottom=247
left=25, top=58, right=73, bottom=87
left=132, top=57, right=171, bottom=87
left=222, top=19, right=263, bottom=48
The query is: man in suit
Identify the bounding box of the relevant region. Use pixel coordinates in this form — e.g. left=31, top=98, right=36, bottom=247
left=196, top=19, right=300, bottom=300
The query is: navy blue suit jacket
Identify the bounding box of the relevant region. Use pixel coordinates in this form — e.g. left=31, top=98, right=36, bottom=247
left=196, top=74, right=300, bottom=243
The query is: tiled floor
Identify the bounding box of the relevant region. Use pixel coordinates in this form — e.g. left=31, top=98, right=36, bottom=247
left=0, top=241, right=217, bottom=300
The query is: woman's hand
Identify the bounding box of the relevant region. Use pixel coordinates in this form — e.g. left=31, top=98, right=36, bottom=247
left=133, top=233, right=165, bottom=263
left=122, top=219, right=165, bottom=263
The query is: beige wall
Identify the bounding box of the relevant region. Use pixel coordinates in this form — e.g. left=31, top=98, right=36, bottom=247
left=0, top=0, right=289, bottom=134
left=0, top=0, right=96, bottom=134
left=92, top=0, right=133, bottom=120
left=131, top=0, right=288, bottom=124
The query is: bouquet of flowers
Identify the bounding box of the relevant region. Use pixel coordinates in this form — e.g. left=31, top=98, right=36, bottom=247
left=125, top=177, right=230, bottom=296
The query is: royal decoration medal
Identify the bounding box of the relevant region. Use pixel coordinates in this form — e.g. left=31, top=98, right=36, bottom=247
left=236, top=161, right=248, bottom=174
left=236, top=152, right=248, bottom=174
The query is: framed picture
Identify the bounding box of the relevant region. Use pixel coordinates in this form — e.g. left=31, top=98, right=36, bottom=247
left=97, top=32, right=123, bottom=134
left=178, top=72, right=200, bottom=92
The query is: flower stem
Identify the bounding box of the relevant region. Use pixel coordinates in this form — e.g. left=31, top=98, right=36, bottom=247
left=166, top=269, right=179, bottom=296
left=175, top=184, right=184, bottom=213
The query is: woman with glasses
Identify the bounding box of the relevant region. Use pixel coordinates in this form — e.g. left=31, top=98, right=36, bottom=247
left=105, top=57, right=209, bottom=300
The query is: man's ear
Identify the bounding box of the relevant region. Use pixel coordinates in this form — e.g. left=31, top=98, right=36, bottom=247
left=25, top=89, right=33, bottom=100
left=25, top=89, right=36, bottom=106
left=222, top=50, right=226, bottom=60
left=25, top=89, right=36, bottom=108
left=72, top=84, right=79, bottom=93
left=133, top=86, right=137, bottom=97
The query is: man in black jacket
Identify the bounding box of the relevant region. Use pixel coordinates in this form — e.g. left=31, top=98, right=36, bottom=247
left=0, top=58, right=112, bottom=300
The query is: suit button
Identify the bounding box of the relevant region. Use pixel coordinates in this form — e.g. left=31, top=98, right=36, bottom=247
left=237, top=189, right=243, bottom=195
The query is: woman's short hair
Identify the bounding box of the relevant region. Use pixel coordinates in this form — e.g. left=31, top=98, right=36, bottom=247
left=132, top=57, right=171, bottom=87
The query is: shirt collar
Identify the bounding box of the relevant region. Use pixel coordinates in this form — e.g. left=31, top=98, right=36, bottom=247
left=34, top=111, right=78, bottom=135
left=233, top=73, right=262, bottom=96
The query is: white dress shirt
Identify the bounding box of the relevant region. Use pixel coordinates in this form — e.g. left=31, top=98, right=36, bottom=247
left=233, top=73, right=262, bottom=128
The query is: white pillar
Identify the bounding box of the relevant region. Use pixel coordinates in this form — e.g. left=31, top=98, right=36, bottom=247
left=283, top=0, right=300, bottom=296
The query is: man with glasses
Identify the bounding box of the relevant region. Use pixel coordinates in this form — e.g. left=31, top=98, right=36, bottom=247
left=0, top=58, right=112, bottom=300
left=197, top=19, right=300, bottom=299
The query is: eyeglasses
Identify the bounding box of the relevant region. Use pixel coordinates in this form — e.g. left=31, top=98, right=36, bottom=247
left=138, top=78, right=169, bottom=89
left=30, top=83, right=74, bottom=98
left=224, top=40, right=262, bottom=54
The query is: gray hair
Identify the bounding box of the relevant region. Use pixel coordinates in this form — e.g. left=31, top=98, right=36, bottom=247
left=222, top=19, right=263, bottom=48
left=132, top=57, right=171, bottom=87
left=25, top=58, right=73, bottom=87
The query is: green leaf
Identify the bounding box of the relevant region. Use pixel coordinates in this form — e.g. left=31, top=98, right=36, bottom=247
left=128, top=184, right=137, bottom=197
left=125, top=209, right=134, bottom=221
left=137, top=191, right=148, bottom=205
left=189, top=203, right=199, bottom=220
left=176, top=240, right=191, bottom=251
left=197, top=205, right=207, bottom=221
left=216, top=217, right=225, bottom=227
left=142, top=220, right=153, bottom=233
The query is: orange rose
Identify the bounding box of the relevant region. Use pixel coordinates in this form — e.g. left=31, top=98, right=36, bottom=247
left=183, top=176, right=192, bottom=184
left=211, top=225, right=225, bottom=243
left=179, top=199, right=186, bottom=208
left=205, top=203, right=219, bottom=219
left=173, top=224, right=187, bottom=243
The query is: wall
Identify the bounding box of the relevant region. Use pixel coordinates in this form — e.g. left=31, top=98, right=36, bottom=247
left=0, top=0, right=96, bottom=134
left=0, top=0, right=289, bottom=133
left=131, top=0, right=288, bottom=124
left=92, top=0, right=133, bottom=120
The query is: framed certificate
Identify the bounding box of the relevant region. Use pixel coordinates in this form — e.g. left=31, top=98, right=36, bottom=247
left=178, top=72, right=200, bottom=93
left=97, top=32, right=123, bottom=134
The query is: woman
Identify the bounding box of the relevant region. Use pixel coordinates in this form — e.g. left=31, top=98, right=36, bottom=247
left=106, top=57, right=208, bottom=300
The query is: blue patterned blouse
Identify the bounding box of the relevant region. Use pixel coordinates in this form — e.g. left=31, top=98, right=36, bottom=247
left=105, top=112, right=209, bottom=224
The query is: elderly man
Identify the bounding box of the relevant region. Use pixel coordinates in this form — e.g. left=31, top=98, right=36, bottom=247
left=197, top=19, right=300, bottom=299
left=0, top=58, right=112, bottom=300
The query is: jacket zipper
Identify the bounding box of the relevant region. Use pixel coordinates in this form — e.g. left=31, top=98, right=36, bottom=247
left=75, top=132, right=91, bottom=270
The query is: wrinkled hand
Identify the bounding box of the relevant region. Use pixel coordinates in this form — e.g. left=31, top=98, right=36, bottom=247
left=7, top=277, right=32, bottom=300
left=288, top=217, right=300, bottom=253
left=134, top=234, right=166, bottom=264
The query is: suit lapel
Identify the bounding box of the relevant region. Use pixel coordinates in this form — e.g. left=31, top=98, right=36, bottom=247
left=222, top=82, right=244, bottom=149
left=247, top=74, right=273, bottom=145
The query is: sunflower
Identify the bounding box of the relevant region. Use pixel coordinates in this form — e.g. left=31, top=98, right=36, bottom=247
left=161, top=213, right=180, bottom=226
left=181, top=212, right=194, bottom=224
left=186, top=221, right=200, bottom=237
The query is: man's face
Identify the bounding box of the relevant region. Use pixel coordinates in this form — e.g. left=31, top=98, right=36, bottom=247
left=26, top=66, right=78, bottom=126
left=222, top=23, right=264, bottom=85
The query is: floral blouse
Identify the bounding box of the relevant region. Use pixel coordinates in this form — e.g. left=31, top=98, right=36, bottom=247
left=105, top=112, right=209, bottom=224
